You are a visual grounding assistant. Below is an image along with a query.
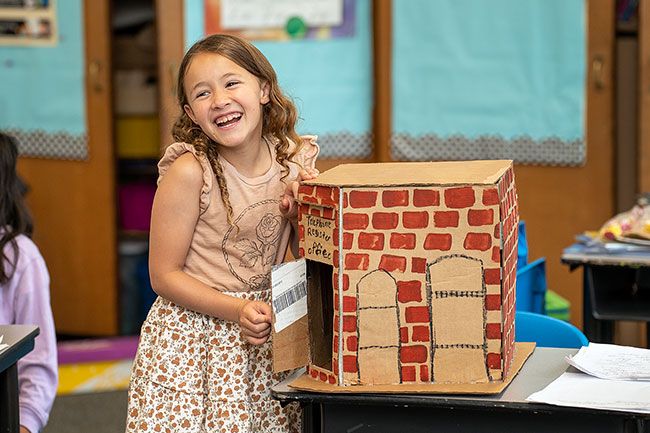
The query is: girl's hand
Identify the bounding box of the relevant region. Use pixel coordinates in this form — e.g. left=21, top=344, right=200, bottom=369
left=280, top=168, right=319, bottom=221
left=237, top=300, right=273, bottom=345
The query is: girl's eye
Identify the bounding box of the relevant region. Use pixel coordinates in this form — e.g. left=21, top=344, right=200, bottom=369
left=195, top=90, right=209, bottom=99
left=226, top=81, right=240, bottom=88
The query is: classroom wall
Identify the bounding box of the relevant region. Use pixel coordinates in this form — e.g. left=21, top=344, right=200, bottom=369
left=184, top=0, right=621, bottom=339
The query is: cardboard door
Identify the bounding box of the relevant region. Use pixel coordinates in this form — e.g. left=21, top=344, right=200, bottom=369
left=428, top=256, right=489, bottom=383
left=357, top=270, right=400, bottom=384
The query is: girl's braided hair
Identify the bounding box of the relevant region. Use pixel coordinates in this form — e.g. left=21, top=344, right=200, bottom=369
left=172, top=34, right=302, bottom=225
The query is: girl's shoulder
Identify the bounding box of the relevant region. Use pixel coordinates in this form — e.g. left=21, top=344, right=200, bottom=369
left=157, top=142, right=215, bottom=212
left=2, top=234, right=44, bottom=272
left=158, top=142, right=210, bottom=177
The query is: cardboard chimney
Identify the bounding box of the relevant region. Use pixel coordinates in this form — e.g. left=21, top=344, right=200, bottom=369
left=274, top=160, right=519, bottom=387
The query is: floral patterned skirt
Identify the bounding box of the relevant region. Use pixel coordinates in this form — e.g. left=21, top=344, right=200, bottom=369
left=125, top=290, right=301, bottom=433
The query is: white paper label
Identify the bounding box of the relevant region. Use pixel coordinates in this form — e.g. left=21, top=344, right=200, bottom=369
left=271, top=258, right=308, bottom=333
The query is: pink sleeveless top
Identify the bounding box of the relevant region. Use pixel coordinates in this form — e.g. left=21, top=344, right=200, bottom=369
left=157, top=136, right=319, bottom=293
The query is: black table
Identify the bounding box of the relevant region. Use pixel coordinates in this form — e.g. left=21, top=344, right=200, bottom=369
left=561, top=243, right=650, bottom=347
left=272, top=348, right=649, bottom=433
left=0, top=325, right=39, bottom=433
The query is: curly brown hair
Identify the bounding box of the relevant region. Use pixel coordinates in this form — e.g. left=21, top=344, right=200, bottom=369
left=172, top=34, right=303, bottom=225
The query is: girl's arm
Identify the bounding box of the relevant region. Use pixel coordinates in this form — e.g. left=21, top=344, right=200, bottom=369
left=13, top=251, right=57, bottom=433
left=149, top=153, right=271, bottom=343
left=280, top=167, right=320, bottom=257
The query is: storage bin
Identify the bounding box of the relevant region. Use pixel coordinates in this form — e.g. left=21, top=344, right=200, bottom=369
left=545, top=289, right=571, bottom=322
left=515, top=257, right=547, bottom=314
left=118, top=182, right=156, bottom=231
left=116, top=115, right=160, bottom=158
left=119, top=240, right=149, bottom=335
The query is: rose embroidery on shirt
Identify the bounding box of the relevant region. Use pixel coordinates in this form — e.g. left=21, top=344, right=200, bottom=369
left=235, top=213, right=282, bottom=268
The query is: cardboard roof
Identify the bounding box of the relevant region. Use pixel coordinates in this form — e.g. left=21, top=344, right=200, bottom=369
left=306, top=160, right=513, bottom=188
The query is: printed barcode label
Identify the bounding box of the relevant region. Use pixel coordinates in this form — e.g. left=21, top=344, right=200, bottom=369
left=273, top=281, right=307, bottom=313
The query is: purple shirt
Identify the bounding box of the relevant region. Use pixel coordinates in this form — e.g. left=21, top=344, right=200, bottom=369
left=1, top=234, right=57, bottom=433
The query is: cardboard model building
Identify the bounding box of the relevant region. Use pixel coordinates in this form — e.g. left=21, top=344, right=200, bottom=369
left=273, top=160, right=519, bottom=387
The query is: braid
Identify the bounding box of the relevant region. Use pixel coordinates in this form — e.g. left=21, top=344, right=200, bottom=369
left=205, top=145, right=235, bottom=226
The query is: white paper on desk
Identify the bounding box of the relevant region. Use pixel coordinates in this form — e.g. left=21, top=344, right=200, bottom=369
left=0, top=335, right=7, bottom=353
left=566, top=343, right=650, bottom=380
left=527, top=372, right=650, bottom=414
left=271, top=259, right=307, bottom=333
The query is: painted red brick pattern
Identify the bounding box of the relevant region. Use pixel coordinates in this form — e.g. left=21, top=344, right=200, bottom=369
left=413, top=189, right=440, bottom=207
left=464, top=233, right=492, bottom=251
left=401, top=366, right=416, bottom=382
left=343, top=213, right=369, bottom=230
left=482, top=188, right=499, bottom=205
left=342, top=316, right=357, bottom=332
left=397, top=280, right=422, bottom=303
left=400, top=345, right=428, bottom=363
left=405, top=306, right=430, bottom=323
left=468, top=208, right=494, bottom=226
left=342, top=296, right=357, bottom=312
left=411, top=257, right=426, bottom=273
left=310, top=178, right=517, bottom=385
left=379, top=254, right=407, bottom=272
left=444, top=186, right=475, bottom=208
left=433, top=211, right=459, bottom=228
left=343, top=355, right=358, bottom=373
left=382, top=190, right=410, bottom=207
left=349, top=190, right=378, bottom=208
left=372, top=212, right=399, bottom=229
left=347, top=336, right=358, bottom=351
left=411, top=326, right=430, bottom=342
left=424, top=233, right=452, bottom=251
left=342, top=232, right=353, bottom=249
left=400, top=326, right=409, bottom=343
left=358, top=232, right=385, bottom=250
left=390, top=233, right=416, bottom=249
left=420, top=365, right=430, bottom=382
left=403, top=211, right=429, bottom=229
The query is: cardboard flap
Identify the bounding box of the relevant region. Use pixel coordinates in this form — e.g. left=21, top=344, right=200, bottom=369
left=273, top=314, right=309, bottom=373
left=271, top=259, right=310, bottom=373
left=306, top=160, right=513, bottom=187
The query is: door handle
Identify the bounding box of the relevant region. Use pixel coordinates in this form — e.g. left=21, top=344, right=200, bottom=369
left=592, top=55, right=605, bottom=90
left=88, top=60, right=103, bottom=92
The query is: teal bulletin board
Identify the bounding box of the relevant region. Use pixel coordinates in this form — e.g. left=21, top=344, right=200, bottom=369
left=185, top=0, right=373, bottom=158
left=392, top=0, right=586, bottom=166
left=0, top=0, right=87, bottom=160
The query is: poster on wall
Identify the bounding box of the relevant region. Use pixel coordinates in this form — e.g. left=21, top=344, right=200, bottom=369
left=0, top=0, right=87, bottom=160
left=391, top=0, right=586, bottom=166
left=205, top=0, right=354, bottom=40
left=186, top=0, right=372, bottom=159
left=0, top=0, right=57, bottom=46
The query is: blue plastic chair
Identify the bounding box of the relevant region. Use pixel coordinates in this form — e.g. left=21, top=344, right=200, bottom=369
left=515, top=257, right=547, bottom=314
left=517, top=220, right=528, bottom=270
left=515, top=311, right=589, bottom=348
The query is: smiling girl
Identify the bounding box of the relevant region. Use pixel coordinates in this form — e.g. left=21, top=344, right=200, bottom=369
left=125, top=34, right=319, bottom=433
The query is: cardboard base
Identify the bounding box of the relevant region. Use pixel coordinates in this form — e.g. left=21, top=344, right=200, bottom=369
left=289, top=342, right=535, bottom=395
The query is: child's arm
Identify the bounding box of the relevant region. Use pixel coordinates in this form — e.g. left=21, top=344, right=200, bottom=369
left=149, top=153, right=271, bottom=344
left=279, top=167, right=319, bottom=257
left=13, top=249, right=57, bottom=433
